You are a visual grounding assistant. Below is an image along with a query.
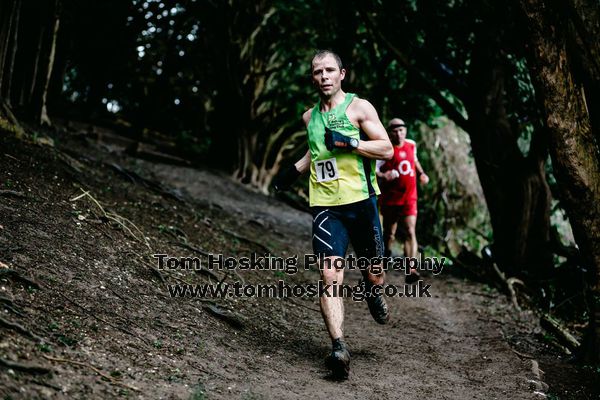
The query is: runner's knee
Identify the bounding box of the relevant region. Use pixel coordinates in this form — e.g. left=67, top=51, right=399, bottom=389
left=382, top=222, right=397, bottom=241
left=320, top=257, right=344, bottom=284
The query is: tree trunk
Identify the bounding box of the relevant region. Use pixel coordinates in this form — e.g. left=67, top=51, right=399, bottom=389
left=565, top=0, right=600, bottom=144
left=0, top=1, right=7, bottom=72
left=0, top=0, right=16, bottom=97
left=520, top=0, right=600, bottom=362
left=21, top=27, right=44, bottom=107
left=5, top=0, right=21, bottom=106
left=360, top=5, right=554, bottom=278
left=39, top=1, right=60, bottom=126
left=465, top=34, right=553, bottom=277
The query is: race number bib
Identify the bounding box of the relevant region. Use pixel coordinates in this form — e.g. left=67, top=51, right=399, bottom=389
left=314, top=158, right=339, bottom=182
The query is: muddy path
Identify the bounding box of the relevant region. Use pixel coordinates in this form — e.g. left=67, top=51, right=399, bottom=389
left=0, top=133, right=593, bottom=399
left=147, top=163, right=538, bottom=400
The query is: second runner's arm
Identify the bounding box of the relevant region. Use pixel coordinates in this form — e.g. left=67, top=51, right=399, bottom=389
left=415, top=158, right=429, bottom=184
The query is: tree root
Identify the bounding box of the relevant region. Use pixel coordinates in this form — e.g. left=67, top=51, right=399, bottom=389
left=54, top=291, right=150, bottom=346
left=283, top=297, right=320, bottom=313
left=0, top=269, right=41, bottom=289
left=0, top=315, right=45, bottom=342
left=148, top=265, right=166, bottom=284
left=506, top=277, right=525, bottom=311
left=220, top=227, right=274, bottom=254
left=203, top=304, right=245, bottom=330
left=495, top=267, right=580, bottom=354
left=232, top=268, right=245, bottom=286
left=107, top=162, right=187, bottom=203
left=56, top=151, right=85, bottom=174
left=30, top=378, right=62, bottom=391
left=540, top=313, right=581, bottom=350
left=0, top=295, right=14, bottom=305
left=0, top=357, right=51, bottom=374
left=2, top=303, right=23, bottom=317
left=510, top=347, right=535, bottom=360
left=0, top=100, right=25, bottom=138
left=169, top=242, right=221, bottom=281
left=444, top=245, right=581, bottom=355
left=0, top=296, right=24, bottom=317
left=490, top=265, right=580, bottom=353
left=170, top=241, right=209, bottom=257
left=41, top=354, right=140, bottom=392
left=0, top=189, right=26, bottom=198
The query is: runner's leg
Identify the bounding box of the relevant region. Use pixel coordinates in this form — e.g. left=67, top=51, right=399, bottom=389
left=381, top=205, right=399, bottom=258
left=312, top=207, right=352, bottom=378
left=320, top=257, right=345, bottom=340
left=347, top=197, right=389, bottom=324
left=403, top=215, right=418, bottom=258
left=402, top=214, right=421, bottom=283
left=311, top=207, right=349, bottom=341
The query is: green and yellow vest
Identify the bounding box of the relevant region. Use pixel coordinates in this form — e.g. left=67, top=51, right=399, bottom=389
left=307, top=93, right=380, bottom=206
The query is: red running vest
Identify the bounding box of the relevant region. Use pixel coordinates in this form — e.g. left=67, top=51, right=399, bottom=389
left=378, top=139, right=418, bottom=206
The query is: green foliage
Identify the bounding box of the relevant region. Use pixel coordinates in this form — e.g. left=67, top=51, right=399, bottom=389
left=242, top=392, right=265, bottom=400
left=54, top=0, right=443, bottom=172
left=37, top=343, right=53, bottom=353
left=0, top=117, right=18, bottom=135
left=57, top=334, right=78, bottom=347
left=110, top=370, right=123, bottom=378
left=22, top=1, right=586, bottom=315
left=189, top=383, right=207, bottom=400
left=416, top=118, right=492, bottom=254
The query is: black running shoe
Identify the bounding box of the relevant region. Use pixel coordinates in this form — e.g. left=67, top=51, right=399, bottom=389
left=363, top=281, right=390, bottom=324
left=325, top=338, right=350, bottom=380
left=405, top=269, right=421, bottom=285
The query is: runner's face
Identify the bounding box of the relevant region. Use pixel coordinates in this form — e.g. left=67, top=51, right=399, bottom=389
left=311, top=54, right=345, bottom=97
left=390, top=126, right=407, bottom=144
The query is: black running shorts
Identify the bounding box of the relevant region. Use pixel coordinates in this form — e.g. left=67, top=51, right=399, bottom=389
left=310, top=196, right=384, bottom=259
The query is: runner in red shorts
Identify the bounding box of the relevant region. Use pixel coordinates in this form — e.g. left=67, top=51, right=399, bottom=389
left=376, top=118, right=429, bottom=283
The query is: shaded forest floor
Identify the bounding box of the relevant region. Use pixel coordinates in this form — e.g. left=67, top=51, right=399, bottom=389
left=0, top=127, right=597, bottom=399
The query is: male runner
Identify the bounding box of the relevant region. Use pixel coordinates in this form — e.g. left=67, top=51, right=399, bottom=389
left=273, top=50, right=393, bottom=379
left=376, top=118, right=429, bottom=283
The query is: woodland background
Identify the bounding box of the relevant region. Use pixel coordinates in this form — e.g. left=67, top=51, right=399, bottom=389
left=1, top=0, right=599, bottom=361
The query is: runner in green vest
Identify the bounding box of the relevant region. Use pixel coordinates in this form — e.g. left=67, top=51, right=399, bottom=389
left=273, top=50, right=393, bottom=380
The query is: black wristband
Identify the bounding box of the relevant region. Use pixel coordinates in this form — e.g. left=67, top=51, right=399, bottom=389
left=325, top=128, right=357, bottom=151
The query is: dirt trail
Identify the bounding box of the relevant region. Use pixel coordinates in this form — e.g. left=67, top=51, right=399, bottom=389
left=149, top=163, right=537, bottom=400
left=0, top=134, right=584, bottom=399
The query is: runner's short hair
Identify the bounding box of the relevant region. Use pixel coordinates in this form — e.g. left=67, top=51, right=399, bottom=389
left=312, top=50, right=343, bottom=71
left=388, top=118, right=406, bottom=130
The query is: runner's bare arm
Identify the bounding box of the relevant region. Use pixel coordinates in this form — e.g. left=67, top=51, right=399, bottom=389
left=415, top=158, right=429, bottom=184
left=292, top=109, right=314, bottom=174
left=415, top=158, right=425, bottom=175
left=295, top=150, right=311, bottom=174
left=348, top=99, right=393, bottom=160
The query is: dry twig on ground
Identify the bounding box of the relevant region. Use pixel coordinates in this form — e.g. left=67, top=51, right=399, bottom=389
left=41, top=354, right=140, bottom=392
left=70, top=189, right=152, bottom=250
